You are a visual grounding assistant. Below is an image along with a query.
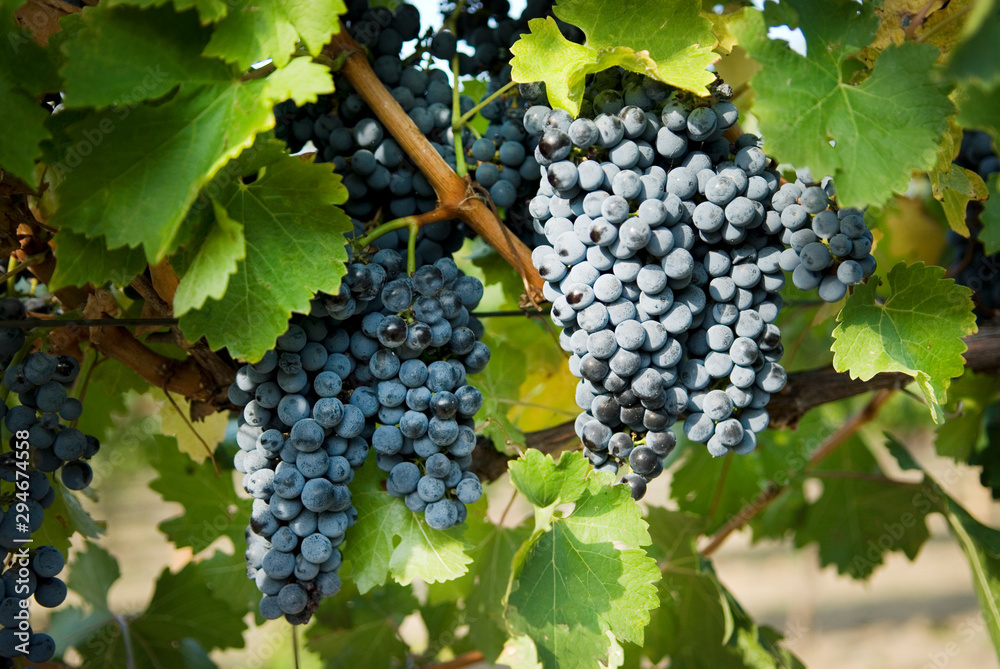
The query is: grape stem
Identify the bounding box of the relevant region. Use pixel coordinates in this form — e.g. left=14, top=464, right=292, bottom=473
left=406, top=219, right=419, bottom=275
left=442, top=0, right=467, bottom=33
left=353, top=207, right=455, bottom=250
left=4, top=256, right=15, bottom=296
left=457, top=80, right=518, bottom=128
left=450, top=54, right=469, bottom=178
left=324, top=26, right=545, bottom=302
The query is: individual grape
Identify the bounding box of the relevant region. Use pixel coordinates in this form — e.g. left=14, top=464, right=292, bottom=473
left=471, top=137, right=496, bottom=161
left=837, top=259, right=864, bottom=285
left=817, top=275, right=848, bottom=302
left=799, top=186, right=829, bottom=214
left=686, top=106, right=717, bottom=140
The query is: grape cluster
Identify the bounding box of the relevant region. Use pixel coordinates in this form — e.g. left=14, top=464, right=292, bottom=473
left=362, top=261, right=487, bottom=528
left=274, top=0, right=559, bottom=257
left=0, top=298, right=73, bottom=664
left=0, top=300, right=98, bottom=489
left=950, top=130, right=1000, bottom=313
left=772, top=179, right=876, bottom=302
left=232, top=323, right=362, bottom=625
left=230, top=250, right=488, bottom=623
left=525, top=73, right=795, bottom=498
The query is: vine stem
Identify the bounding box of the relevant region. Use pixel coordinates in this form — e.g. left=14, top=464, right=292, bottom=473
left=450, top=54, right=469, bottom=178
left=353, top=207, right=456, bottom=249
left=1, top=251, right=47, bottom=287
left=5, top=256, right=15, bottom=296
left=406, top=219, right=419, bottom=275
left=457, top=80, right=518, bottom=128
left=323, top=27, right=545, bottom=301
left=698, top=388, right=896, bottom=557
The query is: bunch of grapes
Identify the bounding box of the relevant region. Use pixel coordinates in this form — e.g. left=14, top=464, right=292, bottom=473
left=0, top=297, right=80, bottom=664
left=773, top=179, right=876, bottom=302
left=950, top=130, right=1000, bottom=313
left=523, top=68, right=876, bottom=498
left=230, top=250, right=488, bottom=624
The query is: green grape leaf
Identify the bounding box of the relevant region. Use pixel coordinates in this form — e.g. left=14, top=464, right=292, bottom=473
left=508, top=449, right=590, bottom=510
left=428, top=502, right=532, bottom=660
left=505, top=451, right=660, bottom=668
left=475, top=327, right=529, bottom=449
left=72, top=352, right=150, bottom=440
left=49, top=230, right=149, bottom=290
left=947, top=0, right=1000, bottom=85
left=147, top=436, right=246, bottom=553
left=47, top=542, right=121, bottom=651
left=173, top=200, right=246, bottom=316
left=194, top=548, right=261, bottom=619
left=931, top=163, right=989, bottom=237
left=669, top=447, right=768, bottom=534
left=307, top=580, right=417, bottom=666
left=48, top=50, right=333, bottom=263
left=52, top=551, right=247, bottom=668
left=34, top=484, right=105, bottom=558
left=178, top=143, right=351, bottom=361
left=59, top=4, right=214, bottom=109
left=107, top=0, right=230, bottom=23
left=982, top=173, right=1000, bottom=255
left=510, top=0, right=718, bottom=115
left=0, top=0, right=61, bottom=185
left=204, top=0, right=347, bottom=70
left=68, top=541, right=120, bottom=614
left=345, top=459, right=473, bottom=594
left=630, top=508, right=795, bottom=669
left=463, top=523, right=533, bottom=658
left=732, top=3, right=953, bottom=207
left=793, top=436, right=931, bottom=579
left=832, top=262, right=978, bottom=423
left=935, top=372, right=1000, bottom=462
left=958, top=80, right=1000, bottom=148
